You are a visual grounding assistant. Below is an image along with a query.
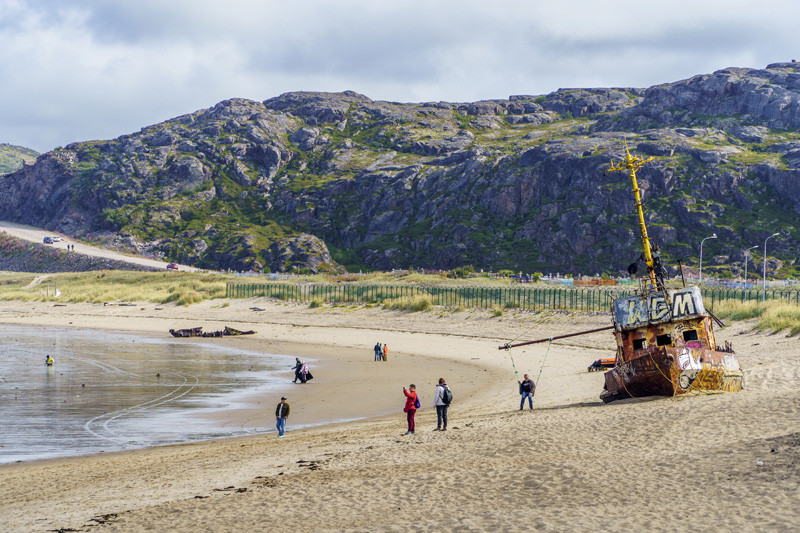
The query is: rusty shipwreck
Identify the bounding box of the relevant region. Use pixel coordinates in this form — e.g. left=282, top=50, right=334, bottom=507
left=501, top=147, right=744, bottom=403
left=600, top=147, right=743, bottom=402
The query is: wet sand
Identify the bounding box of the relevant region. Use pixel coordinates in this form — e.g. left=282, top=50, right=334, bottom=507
left=1, top=299, right=799, bottom=532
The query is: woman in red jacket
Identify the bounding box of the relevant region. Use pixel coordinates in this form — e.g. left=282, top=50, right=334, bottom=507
left=403, top=384, right=417, bottom=435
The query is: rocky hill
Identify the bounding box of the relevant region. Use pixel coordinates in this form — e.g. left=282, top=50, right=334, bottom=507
left=0, top=143, right=39, bottom=175
left=1, top=63, right=800, bottom=277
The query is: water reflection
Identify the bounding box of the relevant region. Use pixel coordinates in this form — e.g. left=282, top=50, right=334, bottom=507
left=0, top=325, right=291, bottom=463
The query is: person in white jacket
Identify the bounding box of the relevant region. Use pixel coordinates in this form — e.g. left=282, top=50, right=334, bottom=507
left=433, top=378, right=450, bottom=431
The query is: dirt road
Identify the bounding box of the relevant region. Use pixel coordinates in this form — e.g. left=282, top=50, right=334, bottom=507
left=0, top=220, right=198, bottom=271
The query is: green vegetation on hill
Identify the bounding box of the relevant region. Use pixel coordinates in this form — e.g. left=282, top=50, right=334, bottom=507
left=3, top=67, right=800, bottom=277
left=0, top=143, right=39, bottom=174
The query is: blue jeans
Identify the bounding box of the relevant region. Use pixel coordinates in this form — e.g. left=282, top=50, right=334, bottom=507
left=436, top=405, right=448, bottom=429
left=520, top=392, right=534, bottom=409
left=276, top=417, right=287, bottom=436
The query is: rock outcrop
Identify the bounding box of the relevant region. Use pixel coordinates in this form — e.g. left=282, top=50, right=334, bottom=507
left=1, top=64, right=799, bottom=276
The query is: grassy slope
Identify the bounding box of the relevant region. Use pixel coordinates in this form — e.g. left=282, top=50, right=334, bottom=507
left=0, top=143, right=39, bottom=174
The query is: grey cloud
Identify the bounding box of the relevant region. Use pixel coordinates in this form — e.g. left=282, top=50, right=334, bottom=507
left=2, top=0, right=800, bottom=153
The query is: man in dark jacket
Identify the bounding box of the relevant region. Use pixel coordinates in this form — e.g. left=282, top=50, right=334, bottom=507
left=518, top=374, right=535, bottom=410
left=275, top=397, right=290, bottom=437
left=292, top=358, right=302, bottom=383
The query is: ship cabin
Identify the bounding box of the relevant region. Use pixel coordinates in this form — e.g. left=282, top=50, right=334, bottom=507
left=612, top=287, right=716, bottom=363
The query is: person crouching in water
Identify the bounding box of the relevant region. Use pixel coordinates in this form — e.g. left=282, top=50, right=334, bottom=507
left=403, top=384, right=417, bottom=435
left=298, top=360, right=312, bottom=383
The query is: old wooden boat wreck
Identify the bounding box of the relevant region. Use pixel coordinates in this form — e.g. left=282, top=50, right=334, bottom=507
left=501, top=147, right=744, bottom=403
left=169, top=326, right=256, bottom=338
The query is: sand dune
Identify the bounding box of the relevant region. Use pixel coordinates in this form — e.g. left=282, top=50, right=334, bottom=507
left=0, top=300, right=798, bottom=532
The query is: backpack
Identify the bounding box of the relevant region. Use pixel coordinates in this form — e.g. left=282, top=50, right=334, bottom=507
left=414, top=395, right=421, bottom=409
left=441, top=386, right=453, bottom=405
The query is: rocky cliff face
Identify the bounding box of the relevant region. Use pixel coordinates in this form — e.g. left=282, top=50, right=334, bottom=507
left=2, top=65, right=800, bottom=276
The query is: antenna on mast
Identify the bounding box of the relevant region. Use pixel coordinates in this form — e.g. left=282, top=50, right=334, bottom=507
left=607, top=142, right=666, bottom=293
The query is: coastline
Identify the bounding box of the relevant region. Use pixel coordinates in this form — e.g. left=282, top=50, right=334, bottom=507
left=1, top=299, right=798, bottom=532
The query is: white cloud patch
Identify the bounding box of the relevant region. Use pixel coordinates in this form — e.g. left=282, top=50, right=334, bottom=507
left=1, top=0, right=799, bottom=152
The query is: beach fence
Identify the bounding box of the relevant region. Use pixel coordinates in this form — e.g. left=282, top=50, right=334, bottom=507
left=226, top=282, right=637, bottom=312
left=705, top=288, right=800, bottom=307
left=226, top=282, right=800, bottom=313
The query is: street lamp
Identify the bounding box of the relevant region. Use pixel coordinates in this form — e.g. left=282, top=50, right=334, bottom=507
left=763, top=232, right=780, bottom=301
left=743, top=245, right=757, bottom=289
left=699, top=233, right=717, bottom=286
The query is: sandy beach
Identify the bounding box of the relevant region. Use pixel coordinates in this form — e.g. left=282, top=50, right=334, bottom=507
left=1, top=298, right=798, bottom=532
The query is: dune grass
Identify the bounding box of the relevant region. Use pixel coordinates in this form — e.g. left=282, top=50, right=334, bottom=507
left=2, top=270, right=800, bottom=333
left=713, top=299, right=800, bottom=336
left=0, top=271, right=229, bottom=306
left=382, top=294, right=433, bottom=312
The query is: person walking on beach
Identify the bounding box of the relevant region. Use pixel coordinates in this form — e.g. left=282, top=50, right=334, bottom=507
left=403, top=384, right=417, bottom=435
left=382, top=343, right=388, bottom=361
left=292, top=358, right=303, bottom=383
left=519, top=374, right=535, bottom=410
left=433, top=378, right=451, bottom=431
left=275, top=396, right=290, bottom=437
left=374, top=342, right=382, bottom=361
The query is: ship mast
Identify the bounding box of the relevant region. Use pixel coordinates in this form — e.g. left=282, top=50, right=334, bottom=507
left=607, top=145, right=661, bottom=292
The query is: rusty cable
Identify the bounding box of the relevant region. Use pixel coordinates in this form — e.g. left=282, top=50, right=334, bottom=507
left=534, top=338, right=553, bottom=389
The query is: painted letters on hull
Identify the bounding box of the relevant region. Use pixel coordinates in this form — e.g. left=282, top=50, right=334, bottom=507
left=614, top=287, right=707, bottom=332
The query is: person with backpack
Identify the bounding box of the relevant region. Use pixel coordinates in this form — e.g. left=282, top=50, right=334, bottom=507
left=519, top=373, right=535, bottom=410
left=433, top=378, right=452, bottom=431
left=402, top=384, right=418, bottom=435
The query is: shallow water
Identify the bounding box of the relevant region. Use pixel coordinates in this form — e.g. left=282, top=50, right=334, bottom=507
left=0, top=325, right=292, bottom=464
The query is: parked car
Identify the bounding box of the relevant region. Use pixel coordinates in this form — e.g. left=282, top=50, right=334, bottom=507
left=166, top=263, right=179, bottom=270
left=43, top=236, right=54, bottom=244
left=51, top=236, right=62, bottom=242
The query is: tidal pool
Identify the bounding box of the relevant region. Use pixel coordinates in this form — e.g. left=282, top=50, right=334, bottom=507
left=0, top=325, right=292, bottom=464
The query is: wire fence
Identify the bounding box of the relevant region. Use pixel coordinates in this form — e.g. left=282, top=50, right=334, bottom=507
left=226, top=282, right=800, bottom=312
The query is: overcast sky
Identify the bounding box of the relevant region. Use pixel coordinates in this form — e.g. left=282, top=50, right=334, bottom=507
left=1, top=0, right=797, bottom=153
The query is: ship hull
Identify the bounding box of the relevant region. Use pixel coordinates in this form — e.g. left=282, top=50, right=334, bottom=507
left=600, top=346, right=743, bottom=403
